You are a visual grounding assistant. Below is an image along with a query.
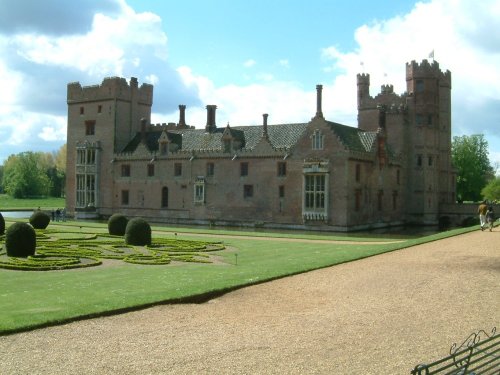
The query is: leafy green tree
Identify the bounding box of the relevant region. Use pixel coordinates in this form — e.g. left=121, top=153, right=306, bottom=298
left=0, top=165, right=4, bottom=193
left=3, top=152, right=50, bottom=198
left=452, top=135, right=494, bottom=202
left=481, top=177, right=500, bottom=202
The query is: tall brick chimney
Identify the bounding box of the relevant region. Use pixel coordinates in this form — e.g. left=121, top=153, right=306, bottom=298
left=140, top=117, right=147, bottom=143
left=377, top=104, right=387, bottom=129
left=316, top=84, right=323, bottom=118
left=205, top=105, right=217, bottom=133
left=178, top=105, right=186, bottom=128
left=262, top=113, right=269, bottom=140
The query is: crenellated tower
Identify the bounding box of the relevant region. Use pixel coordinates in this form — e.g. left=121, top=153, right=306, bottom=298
left=404, top=59, right=454, bottom=222
left=66, top=77, right=153, bottom=217
left=357, top=59, right=455, bottom=224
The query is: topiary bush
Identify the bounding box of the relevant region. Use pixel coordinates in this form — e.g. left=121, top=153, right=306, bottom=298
left=125, top=218, right=152, bottom=246
left=6, top=222, right=36, bottom=257
left=108, top=213, right=129, bottom=236
left=29, top=211, right=51, bottom=229
left=0, top=212, right=5, bottom=235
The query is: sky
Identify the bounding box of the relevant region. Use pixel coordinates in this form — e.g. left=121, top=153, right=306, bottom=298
left=0, top=0, right=499, bottom=170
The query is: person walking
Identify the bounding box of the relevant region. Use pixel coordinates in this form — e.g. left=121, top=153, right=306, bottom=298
left=478, top=200, right=488, bottom=231
left=486, top=206, right=495, bottom=232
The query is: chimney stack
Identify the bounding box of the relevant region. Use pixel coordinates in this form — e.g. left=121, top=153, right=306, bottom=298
left=377, top=104, right=387, bottom=129
left=316, top=84, right=323, bottom=118
left=262, top=113, right=269, bottom=140
left=178, top=105, right=186, bottom=128
left=205, top=105, right=217, bottom=133
left=140, top=117, right=147, bottom=143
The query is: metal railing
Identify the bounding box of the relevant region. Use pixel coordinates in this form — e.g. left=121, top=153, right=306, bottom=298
left=411, top=328, right=499, bottom=374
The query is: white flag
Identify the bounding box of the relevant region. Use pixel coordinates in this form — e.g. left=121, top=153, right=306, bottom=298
left=429, top=50, right=434, bottom=59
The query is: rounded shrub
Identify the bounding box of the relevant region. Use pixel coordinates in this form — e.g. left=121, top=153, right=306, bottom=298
left=29, top=211, right=51, bottom=229
left=6, top=222, right=36, bottom=257
left=108, top=213, right=129, bottom=236
left=0, top=212, right=5, bottom=235
left=125, top=218, right=152, bottom=246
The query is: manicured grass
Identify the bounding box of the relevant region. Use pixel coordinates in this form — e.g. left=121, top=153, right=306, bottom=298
left=0, top=194, right=66, bottom=210
left=0, top=219, right=478, bottom=335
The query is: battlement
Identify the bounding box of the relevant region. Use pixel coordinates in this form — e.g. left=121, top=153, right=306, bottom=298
left=67, top=77, right=153, bottom=105
left=381, top=84, right=394, bottom=94
left=357, top=73, right=370, bottom=85
left=406, top=59, right=451, bottom=87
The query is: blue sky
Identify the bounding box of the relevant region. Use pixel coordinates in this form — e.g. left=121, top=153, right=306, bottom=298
left=0, top=0, right=499, bottom=170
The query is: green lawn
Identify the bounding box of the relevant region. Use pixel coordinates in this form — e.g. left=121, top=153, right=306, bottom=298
left=0, top=219, right=477, bottom=335
left=0, top=194, right=66, bottom=210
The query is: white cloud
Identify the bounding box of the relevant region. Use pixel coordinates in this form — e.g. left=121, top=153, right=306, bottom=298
left=243, top=59, right=256, bottom=68
left=320, top=0, right=500, bottom=164
left=279, top=59, right=290, bottom=68
left=0, top=0, right=197, bottom=162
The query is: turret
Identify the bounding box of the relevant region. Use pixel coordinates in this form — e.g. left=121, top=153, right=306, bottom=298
left=357, top=73, right=370, bottom=109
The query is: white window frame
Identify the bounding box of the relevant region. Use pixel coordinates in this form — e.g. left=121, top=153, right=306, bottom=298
left=194, top=178, right=205, bottom=204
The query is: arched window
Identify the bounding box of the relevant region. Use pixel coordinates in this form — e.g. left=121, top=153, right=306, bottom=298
left=161, top=187, right=169, bottom=208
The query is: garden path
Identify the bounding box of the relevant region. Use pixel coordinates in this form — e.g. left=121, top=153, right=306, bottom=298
left=0, top=229, right=498, bottom=374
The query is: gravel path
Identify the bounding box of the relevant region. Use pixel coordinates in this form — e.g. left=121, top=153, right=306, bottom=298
left=1, top=230, right=499, bottom=374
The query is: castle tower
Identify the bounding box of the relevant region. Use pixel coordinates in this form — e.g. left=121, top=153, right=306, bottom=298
left=405, top=59, right=454, bottom=222
left=356, top=73, right=370, bottom=110
left=65, top=77, right=153, bottom=217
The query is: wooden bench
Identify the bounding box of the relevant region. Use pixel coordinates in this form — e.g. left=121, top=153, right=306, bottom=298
left=411, top=328, right=499, bottom=374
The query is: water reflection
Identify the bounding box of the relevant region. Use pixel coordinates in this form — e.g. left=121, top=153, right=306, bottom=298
left=1, top=211, right=33, bottom=219
left=1, top=211, right=442, bottom=239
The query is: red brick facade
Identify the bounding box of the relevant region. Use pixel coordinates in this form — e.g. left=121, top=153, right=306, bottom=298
left=66, top=60, right=455, bottom=231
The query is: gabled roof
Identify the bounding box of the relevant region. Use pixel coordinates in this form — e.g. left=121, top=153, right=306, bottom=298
left=120, top=123, right=309, bottom=154
left=325, top=121, right=377, bottom=153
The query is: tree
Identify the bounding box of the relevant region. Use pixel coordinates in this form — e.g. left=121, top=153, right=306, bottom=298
left=451, top=134, right=494, bottom=202
left=2, top=152, right=50, bottom=198
left=0, top=165, right=4, bottom=193
left=481, top=177, right=500, bottom=202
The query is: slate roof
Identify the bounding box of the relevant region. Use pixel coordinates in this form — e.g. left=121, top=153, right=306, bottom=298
left=120, top=121, right=394, bottom=158
left=326, top=121, right=377, bottom=153
left=121, top=123, right=309, bottom=154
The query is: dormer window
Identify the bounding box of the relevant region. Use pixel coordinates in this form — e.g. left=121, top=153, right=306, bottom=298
left=224, top=139, right=232, bottom=153
left=312, top=130, right=324, bottom=150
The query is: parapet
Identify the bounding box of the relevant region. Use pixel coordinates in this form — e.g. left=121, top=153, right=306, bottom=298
left=406, top=59, right=451, bottom=87
left=357, top=73, right=370, bottom=86
left=67, top=77, right=153, bottom=105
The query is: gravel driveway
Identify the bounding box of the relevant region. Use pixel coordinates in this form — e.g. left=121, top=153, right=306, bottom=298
left=1, top=230, right=499, bottom=374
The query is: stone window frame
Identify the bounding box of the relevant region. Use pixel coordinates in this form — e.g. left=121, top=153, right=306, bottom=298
left=311, top=129, right=324, bottom=150
left=194, top=178, right=205, bottom=204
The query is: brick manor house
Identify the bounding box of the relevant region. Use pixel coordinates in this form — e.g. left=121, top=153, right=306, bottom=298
left=65, top=59, right=456, bottom=231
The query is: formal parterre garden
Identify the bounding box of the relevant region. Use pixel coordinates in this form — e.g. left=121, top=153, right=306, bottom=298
left=0, top=229, right=225, bottom=271
left=0, top=213, right=481, bottom=335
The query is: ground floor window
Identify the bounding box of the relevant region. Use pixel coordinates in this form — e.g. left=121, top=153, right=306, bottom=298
left=303, top=173, right=328, bottom=220
left=194, top=178, right=205, bottom=204
left=161, top=187, right=169, bottom=208
left=304, top=174, right=325, bottom=211
left=243, top=184, right=253, bottom=198
left=76, top=174, right=96, bottom=208
left=121, top=190, right=129, bottom=205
